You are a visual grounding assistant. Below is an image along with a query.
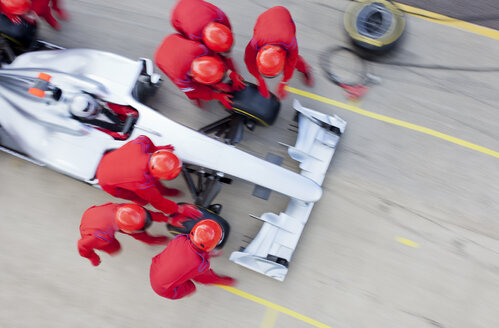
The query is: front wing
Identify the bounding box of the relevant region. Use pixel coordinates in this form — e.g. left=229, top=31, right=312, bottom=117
left=230, top=99, right=346, bottom=281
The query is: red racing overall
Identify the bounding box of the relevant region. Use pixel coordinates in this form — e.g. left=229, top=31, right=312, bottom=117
left=170, top=0, right=238, bottom=73
left=155, top=34, right=233, bottom=106
left=244, top=6, right=310, bottom=98
left=77, top=203, right=169, bottom=266
left=96, top=135, right=179, bottom=214
left=150, top=235, right=235, bottom=300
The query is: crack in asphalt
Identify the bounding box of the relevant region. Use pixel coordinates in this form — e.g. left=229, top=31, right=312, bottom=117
left=314, top=2, right=347, bottom=13
left=401, top=310, right=446, bottom=328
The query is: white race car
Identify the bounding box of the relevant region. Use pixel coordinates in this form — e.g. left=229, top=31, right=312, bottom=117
left=0, top=47, right=346, bottom=281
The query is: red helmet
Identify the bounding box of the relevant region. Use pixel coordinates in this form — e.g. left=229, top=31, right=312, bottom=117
left=202, top=22, right=233, bottom=53
left=115, top=204, right=148, bottom=233
left=189, top=219, right=223, bottom=252
left=0, top=0, right=30, bottom=15
left=148, top=150, right=182, bottom=180
left=191, top=56, right=225, bottom=85
left=256, top=45, right=286, bottom=77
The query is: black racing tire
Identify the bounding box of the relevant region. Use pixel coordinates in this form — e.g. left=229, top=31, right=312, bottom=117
left=230, top=82, right=281, bottom=127
left=132, top=75, right=161, bottom=104
left=0, top=14, right=37, bottom=54
left=166, top=206, right=230, bottom=249
left=344, top=0, right=406, bottom=54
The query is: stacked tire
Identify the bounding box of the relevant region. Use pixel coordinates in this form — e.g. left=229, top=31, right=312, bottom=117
left=344, top=0, right=406, bottom=54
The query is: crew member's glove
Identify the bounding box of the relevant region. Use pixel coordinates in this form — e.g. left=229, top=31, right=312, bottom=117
left=257, top=82, right=270, bottom=99
left=52, top=4, right=70, bottom=21
left=177, top=204, right=203, bottom=219
left=169, top=204, right=203, bottom=227
left=229, top=72, right=246, bottom=91
left=169, top=213, right=191, bottom=227
left=213, top=276, right=237, bottom=286
left=156, top=144, right=175, bottom=152
left=213, top=93, right=234, bottom=110
left=303, top=66, right=314, bottom=87
left=276, top=81, right=288, bottom=99
left=213, top=83, right=233, bottom=93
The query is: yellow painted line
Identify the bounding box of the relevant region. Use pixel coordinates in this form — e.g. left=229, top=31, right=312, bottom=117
left=260, top=308, right=279, bottom=328
left=394, top=2, right=499, bottom=41
left=396, top=237, right=420, bottom=248
left=232, top=106, right=269, bottom=127
left=218, top=285, right=332, bottom=328
left=0, top=32, right=23, bottom=46
left=286, top=86, right=499, bottom=159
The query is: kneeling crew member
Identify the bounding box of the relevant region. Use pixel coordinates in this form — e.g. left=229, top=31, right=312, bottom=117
left=150, top=219, right=236, bottom=300
left=155, top=33, right=234, bottom=109
left=77, top=203, right=179, bottom=266
left=170, top=0, right=245, bottom=91
left=96, top=135, right=202, bottom=219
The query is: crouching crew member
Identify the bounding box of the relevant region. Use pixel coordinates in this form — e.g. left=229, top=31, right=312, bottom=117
left=171, top=0, right=245, bottom=91
left=155, top=33, right=235, bottom=109
left=77, top=203, right=176, bottom=266
left=150, top=219, right=236, bottom=300
left=96, top=135, right=202, bottom=219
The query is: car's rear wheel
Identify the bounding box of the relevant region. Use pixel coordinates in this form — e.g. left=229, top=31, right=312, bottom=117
left=166, top=205, right=230, bottom=249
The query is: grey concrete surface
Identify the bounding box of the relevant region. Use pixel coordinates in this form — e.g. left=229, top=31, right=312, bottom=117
left=1, top=0, right=499, bottom=327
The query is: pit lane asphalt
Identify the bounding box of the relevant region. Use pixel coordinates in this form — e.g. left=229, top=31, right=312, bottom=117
left=1, top=1, right=499, bottom=327
left=397, top=0, right=499, bottom=30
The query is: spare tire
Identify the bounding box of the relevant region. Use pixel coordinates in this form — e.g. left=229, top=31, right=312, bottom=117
left=344, top=0, right=406, bottom=54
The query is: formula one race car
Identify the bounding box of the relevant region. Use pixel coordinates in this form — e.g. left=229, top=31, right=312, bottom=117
left=0, top=45, right=346, bottom=281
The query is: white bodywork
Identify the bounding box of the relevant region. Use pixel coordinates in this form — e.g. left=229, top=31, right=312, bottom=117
left=0, top=49, right=346, bottom=280
left=230, top=100, right=346, bottom=281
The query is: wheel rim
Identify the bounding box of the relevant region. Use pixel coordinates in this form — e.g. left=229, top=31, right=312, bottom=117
left=356, top=3, right=392, bottom=39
